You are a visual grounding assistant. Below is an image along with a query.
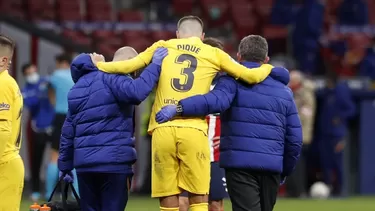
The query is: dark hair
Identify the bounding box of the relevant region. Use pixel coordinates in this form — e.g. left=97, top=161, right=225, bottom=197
left=21, top=63, right=34, bottom=75
left=0, top=34, right=15, bottom=53
left=55, top=53, right=72, bottom=64
left=238, top=35, right=268, bottom=63
left=203, top=37, right=224, bottom=50
left=177, top=15, right=204, bottom=30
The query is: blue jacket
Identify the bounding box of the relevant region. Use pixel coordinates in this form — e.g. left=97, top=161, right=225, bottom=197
left=22, top=78, right=55, bottom=130
left=317, top=82, right=356, bottom=139
left=58, top=54, right=161, bottom=174
left=180, top=62, right=303, bottom=176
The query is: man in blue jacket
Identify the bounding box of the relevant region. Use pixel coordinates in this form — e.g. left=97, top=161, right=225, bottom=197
left=58, top=47, right=167, bottom=211
left=156, top=35, right=303, bottom=211
left=317, top=71, right=355, bottom=195
left=21, top=63, right=54, bottom=201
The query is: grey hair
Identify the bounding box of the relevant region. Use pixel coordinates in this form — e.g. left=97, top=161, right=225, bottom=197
left=238, top=35, right=268, bottom=63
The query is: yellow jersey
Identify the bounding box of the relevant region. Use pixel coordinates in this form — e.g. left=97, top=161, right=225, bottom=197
left=97, top=37, right=274, bottom=133
left=0, top=70, right=23, bottom=163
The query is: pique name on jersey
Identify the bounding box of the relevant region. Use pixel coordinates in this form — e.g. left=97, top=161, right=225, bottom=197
left=177, top=44, right=201, bottom=54
left=0, top=102, right=10, bottom=111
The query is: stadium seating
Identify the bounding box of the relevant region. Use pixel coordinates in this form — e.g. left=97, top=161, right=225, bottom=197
left=56, top=0, right=83, bottom=21
left=1, top=0, right=373, bottom=62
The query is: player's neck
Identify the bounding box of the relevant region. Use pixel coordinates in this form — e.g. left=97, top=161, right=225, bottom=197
left=0, top=69, right=6, bottom=74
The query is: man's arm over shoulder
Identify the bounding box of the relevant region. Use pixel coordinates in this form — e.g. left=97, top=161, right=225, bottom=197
left=0, top=83, right=13, bottom=157
left=97, top=41, right=165, bottom=74
left=105, top=63, right=161, bottom=105
left=179, top=75, right=237, bottom=116
left=58, top=110, right=75, bottom=172
left=215, top=48, right=272, bottom=84
left=283, top=98, right=303, bottom=177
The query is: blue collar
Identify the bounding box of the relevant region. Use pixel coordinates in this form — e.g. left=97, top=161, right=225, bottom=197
left=240, top=61, right=262, bottom=68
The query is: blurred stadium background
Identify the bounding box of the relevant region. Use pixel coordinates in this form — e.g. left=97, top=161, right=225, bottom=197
left=1, top=0, right=375, bottom=210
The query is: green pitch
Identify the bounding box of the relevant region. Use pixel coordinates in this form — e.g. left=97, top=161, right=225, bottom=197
left=21, top=196, right=375, bottom=211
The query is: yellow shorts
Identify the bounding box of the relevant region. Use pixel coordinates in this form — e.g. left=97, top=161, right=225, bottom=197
left=0, top=157, right=24, bottom=211
left=151, top=126, right=210, bottom=198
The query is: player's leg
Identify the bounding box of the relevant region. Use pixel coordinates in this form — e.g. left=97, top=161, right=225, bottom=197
left=177, top=128, right=210, bottom=211
left=208, top=162, right=227, bottom=211
left=0, top=157, right=25, bottom=211
left=30, top=131, right=47, bottom=201
left=179, top=192, right=189, bottom=211
left=100, top=173, right=130, bottom=211
left=77, top=172, right=100, bottom=211
left=152, top=127, right=180, bottom=211
left=45, top=114, right=64, bottom=199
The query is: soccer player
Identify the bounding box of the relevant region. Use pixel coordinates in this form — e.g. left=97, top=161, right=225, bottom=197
left=58, top=47, right=167, bottom=211
left=179, top=37, right=227, bottom=211
left=90, top=16, right=273, bottom=211
left=0, top=34, right=25, bottom=210
left=156, top=35, right=303, bottom=211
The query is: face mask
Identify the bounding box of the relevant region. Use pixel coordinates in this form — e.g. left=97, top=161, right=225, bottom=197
left=26, top=72, right=40, bottom=84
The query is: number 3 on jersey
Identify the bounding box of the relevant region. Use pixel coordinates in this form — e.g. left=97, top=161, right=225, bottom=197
left=171, top=54, right=197, bottom=92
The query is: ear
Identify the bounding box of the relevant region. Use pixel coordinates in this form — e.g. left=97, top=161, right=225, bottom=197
left=0, top=56, right=8, bottom=70
left=237, top=53, right=242, bottom=62
left=201, top=33, right=205, bottom=40
left=264, top=56, right=270, bottom=64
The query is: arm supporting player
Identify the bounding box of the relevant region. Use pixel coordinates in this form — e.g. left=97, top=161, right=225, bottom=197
left=96, top=41, right=164, bottom=74
left=106, top=63, right=161, bottom=105
left=104, top=47, right=167, bottom=105
left=0, top=86, right=12, bottom=157
left=282, top=101, right=303, bottom=177
left=58, top=110, right=75, bottom=173
left=216, top=49, right=273, bottom=84
left=179, top=75, right=237, bottom=116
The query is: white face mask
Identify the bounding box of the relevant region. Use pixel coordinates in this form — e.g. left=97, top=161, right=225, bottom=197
left=26, top=72, right=40, bottom=84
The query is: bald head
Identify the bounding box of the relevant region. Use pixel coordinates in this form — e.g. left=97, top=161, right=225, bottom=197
left=112, top=47, right=138, bottom=62
left=177, top=16, right=204, bottom=39
left=289, top=70, right=303, bottom=88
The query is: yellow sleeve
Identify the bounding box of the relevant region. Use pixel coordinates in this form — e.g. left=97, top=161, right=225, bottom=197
left=97, top=40, right=165, bottom=74
left=216, top=49, right=273, bottom=84
left=0, top=85, right=13, bottom=157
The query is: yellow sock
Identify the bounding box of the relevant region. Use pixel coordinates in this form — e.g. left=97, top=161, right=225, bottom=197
left=190, top=203, right=209, bottom=211
left=160, top=207, right=179, bottom=211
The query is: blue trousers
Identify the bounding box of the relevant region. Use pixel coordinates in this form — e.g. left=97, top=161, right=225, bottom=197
left=77, top=173, right=131, bottom=211
left=319, top=138, right=343, bottom=194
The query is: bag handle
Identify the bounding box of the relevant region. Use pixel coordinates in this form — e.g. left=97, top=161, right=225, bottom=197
left=62, top=182, right=81, bottom=211
left=47, top=175, right=64, bottom=202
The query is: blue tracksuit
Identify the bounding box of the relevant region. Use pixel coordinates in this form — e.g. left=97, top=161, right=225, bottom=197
left=179, top=62, right=303, bottom=177
left=58, top=54, right=161, bottom=211
left=317, top=81, right=355, bottom=193
left=22, top=78, right=55, bottom=131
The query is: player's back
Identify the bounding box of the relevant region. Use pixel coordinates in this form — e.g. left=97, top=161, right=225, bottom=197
left=148, top=37, right=221, bottom=133
left=0, top=71, right=23, bottom=163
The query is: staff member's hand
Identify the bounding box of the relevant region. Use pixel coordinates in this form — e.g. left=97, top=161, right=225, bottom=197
left=156, top=105, right=177, bottom=123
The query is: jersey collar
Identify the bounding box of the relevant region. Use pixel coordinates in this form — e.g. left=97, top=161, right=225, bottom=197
left=0, top=69, right=8, bottom=76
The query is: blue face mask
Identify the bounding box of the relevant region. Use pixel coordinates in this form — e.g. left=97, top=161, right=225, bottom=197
left=210, top=7, right=221, bottom=20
